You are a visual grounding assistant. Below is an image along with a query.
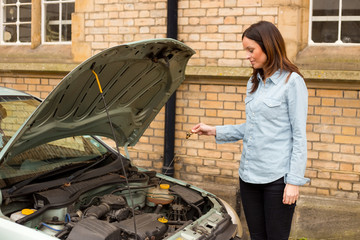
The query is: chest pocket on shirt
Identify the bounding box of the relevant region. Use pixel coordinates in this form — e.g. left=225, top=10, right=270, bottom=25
left=262, top=98, right=283, bottom=120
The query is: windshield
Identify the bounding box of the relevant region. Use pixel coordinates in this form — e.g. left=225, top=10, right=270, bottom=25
left=0, top=96, right=109, bottom=188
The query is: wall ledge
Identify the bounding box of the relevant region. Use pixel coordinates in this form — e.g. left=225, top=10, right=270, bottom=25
left=1, top=64, right=359, bottom=83
left=185, top=66, right=360, bottom=81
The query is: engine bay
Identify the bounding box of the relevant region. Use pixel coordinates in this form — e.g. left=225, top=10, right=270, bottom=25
left=0, top=155, right=235, bottom=240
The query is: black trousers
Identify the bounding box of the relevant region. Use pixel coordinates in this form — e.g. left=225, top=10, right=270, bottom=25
left=239, top=177, right=295, bottom=240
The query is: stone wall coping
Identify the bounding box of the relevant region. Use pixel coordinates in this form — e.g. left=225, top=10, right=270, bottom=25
left=1, top=63, right=359, bottom=82
left=185, top=66, right=360, bottom=81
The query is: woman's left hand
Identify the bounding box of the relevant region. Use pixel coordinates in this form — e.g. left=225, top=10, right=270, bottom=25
left=283, top=184, right=299, bottom=205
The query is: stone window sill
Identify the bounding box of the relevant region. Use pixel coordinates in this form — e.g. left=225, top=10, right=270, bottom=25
left=294, top=46, right=360, bottom=72
left=0, top=45, right=77, bottom=73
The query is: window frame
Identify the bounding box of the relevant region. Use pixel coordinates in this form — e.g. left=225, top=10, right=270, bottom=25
left=41, top=0, right=75, bottom=45
left=0, top=0, right=32, bottom=45
left=309, top=0, right=360, bottom=46
left=0, top=0, right=75, bottom=46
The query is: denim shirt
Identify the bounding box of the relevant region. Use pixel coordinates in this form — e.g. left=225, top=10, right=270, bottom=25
left=215, top=70, right=309, bottom=185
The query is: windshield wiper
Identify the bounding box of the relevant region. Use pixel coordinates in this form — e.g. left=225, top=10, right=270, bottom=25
left=6, top=153, right=110, bottom=195
left=6, top=163, right=87, bottom=195
left=65, top=152, right=110, bottom=184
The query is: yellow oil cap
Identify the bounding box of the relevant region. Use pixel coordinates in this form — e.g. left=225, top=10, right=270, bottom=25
left=159, top=184, right=170, bottom=190
left=21, top=209, right=36, bottom=215
left=158, top=217, right=168, bottom=223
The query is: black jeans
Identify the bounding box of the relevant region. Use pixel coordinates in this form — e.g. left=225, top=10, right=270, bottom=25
left=240, top=177, right=295, bottom=240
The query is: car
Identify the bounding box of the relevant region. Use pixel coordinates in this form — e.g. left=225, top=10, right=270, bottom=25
left=0, top=38, right=242, bottom=240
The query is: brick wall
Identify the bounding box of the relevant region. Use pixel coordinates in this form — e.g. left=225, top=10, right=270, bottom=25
left=118, top=80, right=360, bottom=200
left=0, top=0, right=359, bottom=202
left=1, top=73, right=359, bottom=200
left=74, top=0, right=293, bottom=64
left=0, top=74, right=63, bottom=99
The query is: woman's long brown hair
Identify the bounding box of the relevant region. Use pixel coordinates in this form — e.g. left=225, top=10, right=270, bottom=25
left=242, top=21, right=303, bottom=93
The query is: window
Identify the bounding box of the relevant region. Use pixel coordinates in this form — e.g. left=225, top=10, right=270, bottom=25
left=0, top=0, right=75, bottom=45
left=0, top=0, right=32, bottom=44
left=42, top=0, right=75, bottom=44
left=309, top=0, right=360, bottom=44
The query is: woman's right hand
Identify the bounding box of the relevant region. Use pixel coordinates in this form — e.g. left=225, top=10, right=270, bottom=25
left=191, top=123, right=216, bottom=136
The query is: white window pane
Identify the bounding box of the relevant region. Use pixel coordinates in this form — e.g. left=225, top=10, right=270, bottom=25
left=4, top=6, right=17, bottom=23
left=3, top=25, right=16, bottom=42
left=46, top=24, right=60, bottom=42
left=19, top=5, right=31, bottom=22
left=1, top=0, right=31, bottom=44
left=312, top=21, right=339, bottom=43
left=342, top=0, right=360, bottom=16
left=45, top=3, right=60, bottom=21
left=19, top=23, right=31, bottom=42
left=313, top=0, right=339, bottom=16
left=62, top=2, right=74, bottom=21
left=341, top=21, right=360, bottom=43
left=62, top=24, right=71, bottom=41
left=43, top=0, right=75, bottom=43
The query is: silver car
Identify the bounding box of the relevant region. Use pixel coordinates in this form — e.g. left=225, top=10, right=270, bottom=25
left=0, top=39, right=242, bottom=240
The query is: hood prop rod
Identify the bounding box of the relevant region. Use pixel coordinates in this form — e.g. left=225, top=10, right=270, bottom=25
left=91, top=68, right=139, bottom=239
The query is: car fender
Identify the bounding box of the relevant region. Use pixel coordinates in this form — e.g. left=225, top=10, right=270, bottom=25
left=0, top=217, right=58, bottom=240
left=218, top=198, right=243, bottom=238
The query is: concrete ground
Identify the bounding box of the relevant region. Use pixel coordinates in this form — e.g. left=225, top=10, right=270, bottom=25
left=199, top=183, right=360, bottom=240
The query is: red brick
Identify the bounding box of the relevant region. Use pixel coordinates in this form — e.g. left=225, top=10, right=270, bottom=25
left=308, top=97, right=321, bottom=106
left=200, top=100, right=223, bottom=109
left=197, top=166, right=221, bottom=175
left=206, top=93, right=218, bottom=100
left=316, top=188, right=330, bottom=196
left=315, top=106, right=342, bottom=116
left=333, top=153, right=360, bottom=164
left=318, top=171, right=330, bottom=179
left=311, top=178, right=337, bottom=189
left=313, top=142, right=340, bottom=152
left=313, top=124, right=341, bottom=134
left=321, top=98, right=334, bottom=106
left=343, top=108, right=357, bottom=117
left=320, top=134, right=334, bottom=142
left=354, top=183, right=360, bottom=191
left=342, top=127, right=356, bottom=135
left=336, top=99, right=360, bottom=108
left=340, top=163, right=353, bottom=171
left=343, top=90, right=358, bottom=99
left=334, top=135, right=360, bottom=144
left=335, top=117, right=360, bottom=126
left=316, top=89, right=343, bottom=98
left=331, top=172, right=359, bottom=181
left=318, top=152, right=333, bottom=161
left=340, top=145, right=355, bottom=154
left=321, top=116, right=334, bottom=124
left=217, top=109, right=241, bottom=118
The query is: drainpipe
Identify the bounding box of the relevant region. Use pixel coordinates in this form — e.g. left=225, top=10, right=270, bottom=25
left=162, top=0, right=178, bottom=177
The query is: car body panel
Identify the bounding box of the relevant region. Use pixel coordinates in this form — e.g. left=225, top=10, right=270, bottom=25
left=0, top=217, right=59, bottom=240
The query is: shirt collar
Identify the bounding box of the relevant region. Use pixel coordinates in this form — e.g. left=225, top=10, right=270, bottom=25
left=257, top=70, right=282, bottom=85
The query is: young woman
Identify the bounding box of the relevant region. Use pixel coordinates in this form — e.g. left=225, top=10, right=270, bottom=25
left=191, top=21, right=309, bottom=240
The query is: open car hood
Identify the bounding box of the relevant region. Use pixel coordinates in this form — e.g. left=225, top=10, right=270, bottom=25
left=1, top=39, right=194, bottom=162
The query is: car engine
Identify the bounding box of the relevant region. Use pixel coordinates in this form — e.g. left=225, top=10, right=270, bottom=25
left=1, top=157, right=222, bottom=240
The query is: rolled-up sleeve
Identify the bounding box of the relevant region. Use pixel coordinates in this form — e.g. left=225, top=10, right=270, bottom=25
left=215, top=124, right=246, bottom=144
left=285, top=75, right=310, bottom=185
